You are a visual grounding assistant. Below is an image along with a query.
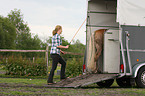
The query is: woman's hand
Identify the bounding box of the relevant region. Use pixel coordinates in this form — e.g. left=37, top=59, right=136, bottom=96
left=65, top=45, right=69, bottom=49
left=60, top=50, right=65, bottom=54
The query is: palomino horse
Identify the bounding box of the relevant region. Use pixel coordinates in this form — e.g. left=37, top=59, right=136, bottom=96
left=94, top=29, right=108, bottom=73
left=87, top=29, right=107, bottom=73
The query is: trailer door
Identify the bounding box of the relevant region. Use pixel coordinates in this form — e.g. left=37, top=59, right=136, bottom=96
left=103, top=29, right=120, bottom=73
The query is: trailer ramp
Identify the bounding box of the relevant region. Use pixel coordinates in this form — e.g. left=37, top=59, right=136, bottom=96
left=47, top=74, right=118, bottom=88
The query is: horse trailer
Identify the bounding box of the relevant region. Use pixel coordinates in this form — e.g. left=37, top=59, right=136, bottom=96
left=83, top=0, right=145, bottom=88
left=47, top=0, right=145, bottom=88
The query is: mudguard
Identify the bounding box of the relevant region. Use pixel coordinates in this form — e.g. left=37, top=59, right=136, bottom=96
left=132, top=63, right=145, bottom=78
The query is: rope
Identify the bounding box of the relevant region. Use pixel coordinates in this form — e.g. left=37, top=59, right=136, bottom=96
left=69, top=18, right=87, bottom=44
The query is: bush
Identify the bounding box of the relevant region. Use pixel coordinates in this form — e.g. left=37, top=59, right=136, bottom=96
left=4, top=56, right=47, bottom=76
left=65, top=58, right=83, bottom=77
left=3, top=55, right=84, bottom=77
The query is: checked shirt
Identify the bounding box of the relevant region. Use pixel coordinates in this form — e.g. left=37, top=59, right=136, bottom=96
left=50, top=33, right=62, bottom=55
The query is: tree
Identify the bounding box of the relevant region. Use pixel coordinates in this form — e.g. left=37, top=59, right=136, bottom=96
left=8, top=9, right=30, bottom=34
left=7, top=9, right=31, bottom=50
left=6, top=9, right=47, bottom=57
left=0, top=16, right=16, bottom=49
left=7, top=9, right=46, bottom=49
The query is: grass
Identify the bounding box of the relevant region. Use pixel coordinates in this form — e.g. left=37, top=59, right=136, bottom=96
left=0, top=78, right=46, bottom=86
left=0, top=65, right=145, bottom=96
left=0, top=85, right=145, bottom=96
left=0, top=77, right=145, bottom=96
left=0, top=87, right=100, bottom=96
left=120, top=88, right=145, bottom=96
left=0, top=75, right=61, bottom=86
left=0, top=91, right=34, bottom=95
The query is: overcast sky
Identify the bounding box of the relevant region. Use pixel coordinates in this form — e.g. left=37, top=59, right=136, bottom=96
left=0, top=0, right=87, bottom=44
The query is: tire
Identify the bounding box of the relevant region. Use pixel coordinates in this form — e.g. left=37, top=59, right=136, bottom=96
left=116, top=77, right=132, bottom=87
left=97, top=79, right=114, bottom=88
left=135, top=66, right=145, bottom=88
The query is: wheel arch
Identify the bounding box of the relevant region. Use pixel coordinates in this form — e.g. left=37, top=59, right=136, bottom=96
left=132, top=63, right=145, bottom=78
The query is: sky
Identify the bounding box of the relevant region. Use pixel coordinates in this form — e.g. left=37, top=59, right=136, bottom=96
left=0, top=0, right=87, bottom=44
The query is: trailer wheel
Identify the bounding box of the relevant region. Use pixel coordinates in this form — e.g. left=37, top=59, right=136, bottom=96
left=135, top=66, right=145, bottom=88
left=97, top=79, right=114, bottom=88
left=116, top=77, right=132, bottom=87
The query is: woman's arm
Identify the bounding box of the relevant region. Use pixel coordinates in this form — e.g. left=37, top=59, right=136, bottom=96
left=57, top=45, right=69, bottom=49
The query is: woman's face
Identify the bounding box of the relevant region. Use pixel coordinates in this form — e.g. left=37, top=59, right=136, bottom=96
left=59, top=29, right=62, bottom=34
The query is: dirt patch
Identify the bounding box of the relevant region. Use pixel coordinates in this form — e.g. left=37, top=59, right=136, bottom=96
left=0, top=85, right=145, bottom=96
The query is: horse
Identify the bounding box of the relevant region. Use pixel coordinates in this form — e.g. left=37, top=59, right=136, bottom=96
left=94, top=29, right=108, bottom=73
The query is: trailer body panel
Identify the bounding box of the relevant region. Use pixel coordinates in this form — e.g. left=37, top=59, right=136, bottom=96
left=121, top=26, right=145, bottom=74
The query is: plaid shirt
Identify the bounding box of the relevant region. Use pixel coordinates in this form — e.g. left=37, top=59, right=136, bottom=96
left=50, top=33, right=62, bottom=55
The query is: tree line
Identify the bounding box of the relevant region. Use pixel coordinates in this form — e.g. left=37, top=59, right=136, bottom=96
left=0, top=9, right=85, bottom=59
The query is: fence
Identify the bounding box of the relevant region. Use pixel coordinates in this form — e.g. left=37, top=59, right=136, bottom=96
left=0, top=46, right=84, bottom=73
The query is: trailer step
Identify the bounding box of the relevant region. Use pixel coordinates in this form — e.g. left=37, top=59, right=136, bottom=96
left=47, top=74, right=118, bottom=88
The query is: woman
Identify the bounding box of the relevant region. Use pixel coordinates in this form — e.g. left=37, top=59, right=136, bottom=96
left=47, top=25, right=69, bottom=84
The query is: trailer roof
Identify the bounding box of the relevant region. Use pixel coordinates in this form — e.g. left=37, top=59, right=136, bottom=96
left=87, top=0, right=145, bottom=26
left=117, top=0, right=145, bottom=26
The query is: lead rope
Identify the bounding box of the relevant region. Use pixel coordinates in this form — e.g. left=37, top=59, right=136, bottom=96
left=69, top=18, right=87, bottom=44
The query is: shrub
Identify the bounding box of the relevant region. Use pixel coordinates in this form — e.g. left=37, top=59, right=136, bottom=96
left=4, top=56, right=47, bottom=76
left=65, top=58, right=83, bottom=77
left=3, top=55, right=84, bottom=77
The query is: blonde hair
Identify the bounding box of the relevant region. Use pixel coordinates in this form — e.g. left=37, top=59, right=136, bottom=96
left=52, top=25, right=62, bottom=36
